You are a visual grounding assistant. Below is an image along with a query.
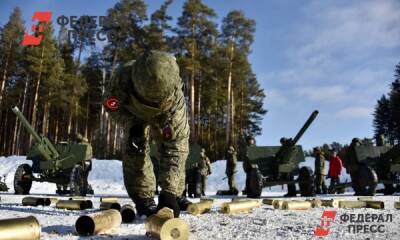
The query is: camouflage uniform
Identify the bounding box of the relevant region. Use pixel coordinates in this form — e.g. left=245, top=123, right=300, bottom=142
left=105, top=51, right=189, bottom=215
left=198, top=149, right=211, bottom=195
left=314, top=148, right=327, bottom=194
left=226, top=146, right=238, bottom=193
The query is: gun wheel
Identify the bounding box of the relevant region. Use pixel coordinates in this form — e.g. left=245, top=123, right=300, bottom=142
left=14, top=164, right=33, bottom=194
left=70, top=165, right=87, bottom=196
left=351, top=164, right=377, bottom=196
left=298, top=166, right=315, bottom=197
left=246, top=168, right=262, bottom=198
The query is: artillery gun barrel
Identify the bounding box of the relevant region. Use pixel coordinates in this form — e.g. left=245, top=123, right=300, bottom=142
left=11, top=106, right=59, bottom=160
left=292, top=110, right=319, bottom=145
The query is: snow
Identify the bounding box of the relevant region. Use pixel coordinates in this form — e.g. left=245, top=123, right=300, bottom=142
left=1, top=156, right=400, bottom=239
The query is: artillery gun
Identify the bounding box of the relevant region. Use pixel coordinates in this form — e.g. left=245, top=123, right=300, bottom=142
left=245, top=110, right=319, bottom=198
left=334, top=138, right=400, bottom=195
left=11, top=106, right=93, bottom=196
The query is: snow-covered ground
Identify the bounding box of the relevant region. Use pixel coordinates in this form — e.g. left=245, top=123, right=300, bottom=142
left=1, top=156, right=399, bottom=239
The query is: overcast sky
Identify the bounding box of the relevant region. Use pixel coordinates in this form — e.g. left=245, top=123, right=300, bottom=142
left=1, top=0, right=399, bottom=149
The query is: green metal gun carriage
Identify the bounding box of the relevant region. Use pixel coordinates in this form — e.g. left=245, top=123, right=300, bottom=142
left=12, top=106, right=93, bottom=196
left=335, top=140, right=400, bottom=195
left=245, top=110, right=319, bottom=198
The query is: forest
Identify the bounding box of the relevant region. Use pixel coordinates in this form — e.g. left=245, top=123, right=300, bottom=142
left=0, top=0, right=266, bottom=160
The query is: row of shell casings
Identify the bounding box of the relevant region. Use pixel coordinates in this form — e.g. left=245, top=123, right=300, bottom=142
left=262, top=198, right=387, bottom=210
left=187, top=198, right=262, bottom=215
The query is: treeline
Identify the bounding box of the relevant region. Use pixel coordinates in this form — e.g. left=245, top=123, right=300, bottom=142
left=0, top=0, right=266, bottom=160
left=373, top=63, right=400, bottom=145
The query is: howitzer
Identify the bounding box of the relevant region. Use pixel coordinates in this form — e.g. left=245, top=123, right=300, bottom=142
left=245, top=110, right=319, bottom=198
left=11, top=106, right=93, bottom=196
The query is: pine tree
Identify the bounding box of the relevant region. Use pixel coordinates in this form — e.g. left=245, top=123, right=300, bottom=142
left=176, top=0, right=217, bottom=141
left=373, top=95, right=390, bottom=143
left=145, top=0, right=174, bottom=50
left=389, top=63, right=400, bottom=143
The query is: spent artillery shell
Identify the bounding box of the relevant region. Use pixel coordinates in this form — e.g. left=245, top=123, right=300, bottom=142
left=321, top=199, right=341, bottom=208
left=0, top=216, right=40, bottom=240
left=282, top=201, right=312, bottom=210
left=100, top=197, right=118, bottom=203
left=100, top=202, right=121, bottom=211
left=358, top=197, right=373, bottom=201
left=262, top=198, right=275, bottom=205
left=365, top=201, right=385, bottom=209
left=273, top=200, right=285, bottom=209
left=187, top=202, right=212, bottom=216
left=56, top=200, right=88, bottom=210
left=394, top=202, right=400, bottom=209
left=75, top=209, right=122, bottom=236
left=306, top=199, right=322, bottom=208
left=49, top=198, right=59, bottom=205
left=220, top=200, right=261, bottom=214
left=22, top=197, right=50, bottom=207
left=200, top=198, right=214, bottom=204
left=120, top=204, right=136, bottom=223
left=339, top=201, right=367, bottom=209
left=145, top=208, right=189, bottom=240
left=69, top=198, right=93, bottom=209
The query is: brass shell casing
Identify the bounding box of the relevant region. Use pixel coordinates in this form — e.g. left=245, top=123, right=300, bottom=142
left=321, top=199, right=341, bottom=208
left=0, top=216, right=40, bottom=240
left=100, top=202, right=121, bottom=211
left=338, top=201, right=367, bottom=209
left=22, top=197, right=50, bottom=207
left=56, top=200, right=88, bottom=210
left=306, top=199, right=322, bottom=208
left=145, top=208, right=189, bottom=240
left=187, top=202, right=212, bottom=216
left=220, top=200, right=261, bottom=214
left=75, top=209, right=122, bottom=236
left=394, top=202, right=400, bottom=209
left=273, top=200, right=285, bottom=209
left=100, top=197, right=119, bottom=203
left=282, top=201, right=312, bottom=210
left=120, top=204, right=136, bottom=223
left=365, top=201, right=385, bottom=209
left=199, top=198, right=214, bottom=204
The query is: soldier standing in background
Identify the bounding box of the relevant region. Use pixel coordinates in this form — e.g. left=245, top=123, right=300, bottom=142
left=226, top=146, right=238, bottom=194
left=314, top=147, right=327, bottom=194
left=327, top=151, right=343, bottom=193
left=104, top=50, right=191, bottom=217
left=243, top=136, right=256, bottom=194
left=198, top=148, right=212, bottom=196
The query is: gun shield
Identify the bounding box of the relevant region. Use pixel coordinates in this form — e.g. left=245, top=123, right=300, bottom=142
left=187, top=202, right=212, bottom=216
left=56, top=200, right=88, bottom=210
left=75, top=209, right=122, bottom=236
left=321, top=199, right=341, bottom=208
left=338, top=201, right=367, bottom=209
left=100, top=202, right=121, bottom=211
left=145, top=208, right=189, bottom=240
left=282, top=201, right=312, bottom=210
left=365, top=201, right=384, bottom=209
left=0, top=216, right=40, bottom=240
left=100, top=197, right=118, bottom=203
left=120, top=204, right=136, bottom=223
left=220, top=200, right=261, bottom=214
left=22, top=197, right=49, bottom=207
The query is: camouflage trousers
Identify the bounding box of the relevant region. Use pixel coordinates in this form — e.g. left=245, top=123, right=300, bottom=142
left=200, top=175, right=207, bottom=195
left=315, top=174, right=327, bottom=194
left=122, top=124, right=188, bottom=199
left=227, top=173, right=237, bottom=191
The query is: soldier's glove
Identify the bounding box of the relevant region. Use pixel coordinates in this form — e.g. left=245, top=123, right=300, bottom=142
left=157, top=191, right=180, bottom=217
left=128, top=124, right=145, bottom=154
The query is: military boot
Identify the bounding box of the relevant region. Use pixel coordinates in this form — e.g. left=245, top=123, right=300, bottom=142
left=176, top=196, right=192, bottom=211
left=133, top=195, right=157, bottom=217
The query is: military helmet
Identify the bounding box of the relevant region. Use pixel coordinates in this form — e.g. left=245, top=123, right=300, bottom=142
left=132, top=50, right=180, bottom=105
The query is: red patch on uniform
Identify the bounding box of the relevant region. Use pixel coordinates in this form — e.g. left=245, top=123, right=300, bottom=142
left=104, top=97, right=119, bottom=111
left=163, top=126, right=173, bottom=140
